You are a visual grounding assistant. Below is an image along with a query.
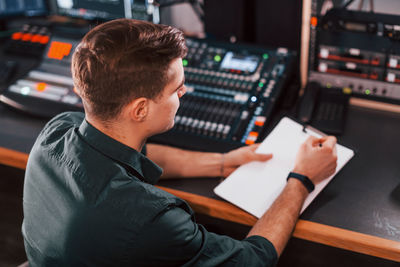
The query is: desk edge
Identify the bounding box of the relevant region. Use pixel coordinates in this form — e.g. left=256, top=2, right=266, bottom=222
left=0, top=147, right=29, bottom=170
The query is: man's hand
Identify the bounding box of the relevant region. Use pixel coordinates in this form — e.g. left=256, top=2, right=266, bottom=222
left=222, top=144, right=273, bottom=177
left=292, top=136, right=338, bottom=184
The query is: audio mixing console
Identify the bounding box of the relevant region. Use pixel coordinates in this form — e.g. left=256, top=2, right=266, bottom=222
left=150, top=38, right=296, bottom=151
left=0, top=36, right=296, bottom=152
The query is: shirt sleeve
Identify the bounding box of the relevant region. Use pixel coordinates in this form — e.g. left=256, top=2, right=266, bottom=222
left=130, top=204, right=278, bottom=267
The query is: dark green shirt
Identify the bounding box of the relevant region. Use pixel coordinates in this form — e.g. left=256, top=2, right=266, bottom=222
left=22, top=112, right=277, bottom=266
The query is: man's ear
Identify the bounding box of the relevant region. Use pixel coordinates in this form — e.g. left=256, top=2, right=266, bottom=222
left=73, top=87, right=81, bottom=97
left=128, top=97, right=149, bottom=122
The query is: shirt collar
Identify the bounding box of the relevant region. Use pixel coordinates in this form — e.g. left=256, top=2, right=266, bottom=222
left=78, top=119, right=162, bottom=185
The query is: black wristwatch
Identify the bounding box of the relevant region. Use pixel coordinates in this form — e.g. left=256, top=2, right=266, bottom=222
left=287, top=172, right=315, bottom=193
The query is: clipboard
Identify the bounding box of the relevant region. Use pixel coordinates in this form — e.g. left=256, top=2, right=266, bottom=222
left=214, top=116, right=355, bottom=218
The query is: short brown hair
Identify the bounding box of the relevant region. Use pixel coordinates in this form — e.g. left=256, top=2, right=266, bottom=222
left=72, top=19, right=187, bottom=120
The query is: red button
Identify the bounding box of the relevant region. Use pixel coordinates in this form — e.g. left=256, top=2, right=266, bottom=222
left=31, top=34, right=41, bottom=43
left=22, top=33, right=33, bottom=41
left=11, top=32, right=22, bottom=40
left=39, top=36, right=50, bottom=44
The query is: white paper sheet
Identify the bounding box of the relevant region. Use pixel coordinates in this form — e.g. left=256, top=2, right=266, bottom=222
left=214, top=117, right=355, bottom=218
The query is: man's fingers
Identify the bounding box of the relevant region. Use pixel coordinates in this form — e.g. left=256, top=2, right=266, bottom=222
left=305, top=135, right=319, bottom=146
left=321, top=136, right=337, bottom=149
left=254, top=153, right=273, bottom=162
left=246, top=144, right=272, bottom=162
left=332, top=144, right=337, bottom=157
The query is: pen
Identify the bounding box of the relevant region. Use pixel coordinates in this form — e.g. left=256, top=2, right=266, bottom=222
left=302, top=124, right=328, bottom=147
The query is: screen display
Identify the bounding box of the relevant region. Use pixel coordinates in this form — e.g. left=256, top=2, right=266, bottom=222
left=0, top=0, right=47, bottom=17
left=54, top=0, right=131, bottom=20
left=47, top=41, right=73, bottom=60
left=43, top=36, right=80, bottom=67
left=220, top=52, right=259, bottom=72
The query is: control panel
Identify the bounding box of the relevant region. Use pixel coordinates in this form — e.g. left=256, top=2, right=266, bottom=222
left=5, top=24, right=51, bottom=58
left=0, top=36, right=296, bottom=152
left=308, top=6, right=400, bottom=104
left=0, top=35, right=82, bottom=116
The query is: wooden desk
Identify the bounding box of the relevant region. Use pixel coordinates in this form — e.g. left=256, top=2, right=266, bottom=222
left=1, top=104, right=399, bottom=262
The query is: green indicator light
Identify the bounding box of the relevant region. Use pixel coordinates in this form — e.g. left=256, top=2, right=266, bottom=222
left=214, top=55, right=221, bottom=62
left=182, top=59, right=188, bottom=66
left=21, top=86, right=30, bottom=95
left=263, top=53, right=269, bottom=59
left=258, top=82, right=264, bottom=88
left=365, top=89, right=371, bottom=95
left=326, top=83, right=332, bottom=88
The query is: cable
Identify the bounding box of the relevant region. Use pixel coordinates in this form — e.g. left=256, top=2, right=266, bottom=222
left=358, top=0, right=363, bottom=10
left=342, top=0, right=374, bottom=13
left=156, top=0, right=204, bottom=22
left=190, top=1, right=204, bottom=22
left=157, top=0, right=186, bottom=8
left=358, top=0, right=364, bottom=11
left=342, top=0, right=355, bottom=9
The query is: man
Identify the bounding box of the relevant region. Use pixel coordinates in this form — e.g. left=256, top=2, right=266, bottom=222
left=22, top=19, right=337, bottom=266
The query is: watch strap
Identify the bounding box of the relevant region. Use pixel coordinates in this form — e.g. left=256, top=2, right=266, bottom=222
left=287, top=172, right=315, bottom=193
